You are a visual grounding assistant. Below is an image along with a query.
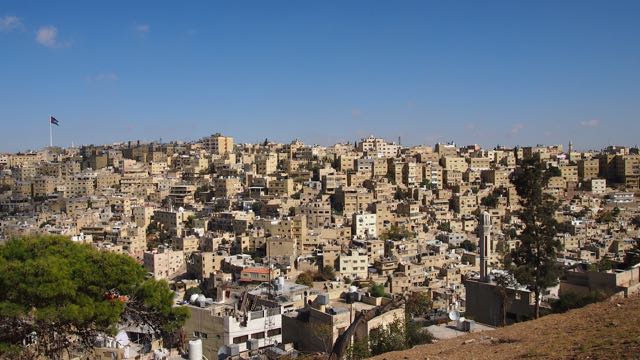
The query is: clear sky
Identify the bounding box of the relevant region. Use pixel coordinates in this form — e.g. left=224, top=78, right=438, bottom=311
left=1, top=1, right=639, bottom=152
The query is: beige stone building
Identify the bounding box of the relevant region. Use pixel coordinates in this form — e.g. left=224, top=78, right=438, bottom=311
left=256, top=153, right=278, bottom=175
left=143, top=247, right=185, bottom=280
left=578, top=159, right=600, bottom=181
left=442, top=156, right=468, bottom=172
left=614, top=155, right=640, bottom=188
left=187, top=251, right=226, bottom=281
left=202, top=133, right=234, bottom=155
left=338, top=252, right=369, bottom=279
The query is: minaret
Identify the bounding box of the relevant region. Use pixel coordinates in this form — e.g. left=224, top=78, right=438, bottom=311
left=568, top=141, right=573, bottom=160
left=479, top=211, right=492, bottom=282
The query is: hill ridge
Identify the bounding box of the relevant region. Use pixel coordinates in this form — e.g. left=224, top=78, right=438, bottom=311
left=370, top=295, right=640, bottom=359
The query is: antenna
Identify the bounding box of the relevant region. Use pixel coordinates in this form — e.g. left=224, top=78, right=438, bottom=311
left=448, top=310, right=460, bottom=321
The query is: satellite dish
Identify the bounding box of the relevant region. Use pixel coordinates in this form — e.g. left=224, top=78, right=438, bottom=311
left=448, top=310, right=460, bottom=321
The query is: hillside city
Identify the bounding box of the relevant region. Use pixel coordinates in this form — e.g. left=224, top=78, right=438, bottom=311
left=1, top=133, right=640, bottom=359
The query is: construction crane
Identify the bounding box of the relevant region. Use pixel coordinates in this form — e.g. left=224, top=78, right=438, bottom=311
left=328, top=296, right=405, bottom=360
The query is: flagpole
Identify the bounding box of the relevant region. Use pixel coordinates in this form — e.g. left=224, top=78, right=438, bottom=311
left=49, top=115, right=53, bottom=147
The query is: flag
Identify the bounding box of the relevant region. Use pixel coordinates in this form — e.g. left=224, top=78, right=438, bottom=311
left=50, top=116, right=59, bottom=126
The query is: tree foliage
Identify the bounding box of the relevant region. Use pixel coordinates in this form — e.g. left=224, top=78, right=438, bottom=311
left=369, top=283, right=387, bottom=298
left=551, top=291, right=608, bottom=313
left=295, top=272, right=313, bottom=287
left=437, top=221, right=452, bottom=233
left=461, top=239, right=477, bottom=252
left=369, top=317, right=407, bottom=355
left=508, top=159, right=562, bottom=319
left=596, top=210, right=614, bottom=224
left=405, top=292, right=432, bottom=318
left=368, top=316, right=432, bottom=356
left=380, top=224, right=414, bottom=241
left=0, top=236, right=189, bottom=359
left=320, top=265, right=336, bottom=281
left=481, top=190, right=501, bottom=208
left=345, top=336, right=371, bottom=360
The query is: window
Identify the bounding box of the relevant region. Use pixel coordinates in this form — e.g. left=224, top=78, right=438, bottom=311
left=193, top=331, right=208, bottom=339
left=251, top=332, right=265, bottom=339
left=233, top=335, right=249, bottom=344
left=267, top=328, right=281, bottom=337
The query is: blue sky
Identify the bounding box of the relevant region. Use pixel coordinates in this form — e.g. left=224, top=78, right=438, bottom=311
left=1, top=1, right=639, bottom=152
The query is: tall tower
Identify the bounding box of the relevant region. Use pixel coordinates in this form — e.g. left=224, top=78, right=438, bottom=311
left=479, top=211, right=492, bottom=282
left=568, top=141, right=573, bottom=155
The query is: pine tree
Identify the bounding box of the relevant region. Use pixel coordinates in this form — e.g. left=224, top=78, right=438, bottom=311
left=0, top=236, right=189, bottom=359
left=508, top=158, right=562, bottom=319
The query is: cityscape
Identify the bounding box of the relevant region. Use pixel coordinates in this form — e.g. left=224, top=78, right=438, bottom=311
left=1, top=134, right=639, bottom=359
left=1, top=2, right=640, bottom=360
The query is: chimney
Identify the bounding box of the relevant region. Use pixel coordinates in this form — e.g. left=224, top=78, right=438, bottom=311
left=479, top=211, right=492, bottom=282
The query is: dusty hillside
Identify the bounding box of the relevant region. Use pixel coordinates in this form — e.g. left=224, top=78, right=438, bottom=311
left=371, top=295, right=640, bottom=360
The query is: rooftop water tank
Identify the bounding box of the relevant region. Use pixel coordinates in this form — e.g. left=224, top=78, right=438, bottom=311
left=188, top=339, right=203, bottom=360
left=189, top=294, right=200, bottom=303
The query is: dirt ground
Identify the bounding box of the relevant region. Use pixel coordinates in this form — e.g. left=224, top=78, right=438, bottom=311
left=370, top=295, right=640, bottom=360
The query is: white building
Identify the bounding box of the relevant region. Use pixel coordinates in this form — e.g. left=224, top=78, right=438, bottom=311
left=352, top=211, right=377, bottom=239
left=222, top=306, right=283, bottom=355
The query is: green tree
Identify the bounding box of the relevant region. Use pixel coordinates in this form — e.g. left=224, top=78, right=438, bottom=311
left=437, top=221, right=452, bottom=233
left=251, top=201, right=264, bottom=215
left=369, top=317, right=406, bottom=355
left=311, top=323, right=334, bottom=354
left=369, top=283, right=387, bottom=298
left=420, top=179, right=433, bottom=189
left=405, top=319, right=433, bottom=347
left=394, top=188, right=410, bottom=200
left=321, top=265, right=336, bottom=281
left=0, top=236, right=189, bottom=359
left=589, top=255, right=616, bottom=272
left=461, top=239, right=477, bottom=252
left=551, top=291, right=607, bottom=313
left=405, top=292, right=432, bottom=318
left=345, top=336, right=371, bottom=360
left=493, top=272, right=518, bottom=326
left=508, top=159, right=562, bottom=319
left=547, top=166, right=562, bottom=177
left=380, top=225, right=414, bottom=241
left=185, top=215, right=196, bottom=229
left=481, top=192, right=499, bottom=208
left=596, top=210, right=614, bottom=224
left=295, top=272, right=313, bottom=287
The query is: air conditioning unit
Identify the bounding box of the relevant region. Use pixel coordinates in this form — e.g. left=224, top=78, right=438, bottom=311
left=247, top=339, right=260, bottom=350
left=227, top=344, right=240, bottom=356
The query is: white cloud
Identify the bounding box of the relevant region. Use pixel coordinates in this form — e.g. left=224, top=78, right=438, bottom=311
left=579, top=119, right=600, bottom=128
left=36, top=25, right=69, bottom=48
left=135, top=24, right=150, bottom=36
left=0, top=15, right=23, bottom=32
left=510, top=123, right=524, bottom=134
left=85, top=73, right=118, bottom=82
